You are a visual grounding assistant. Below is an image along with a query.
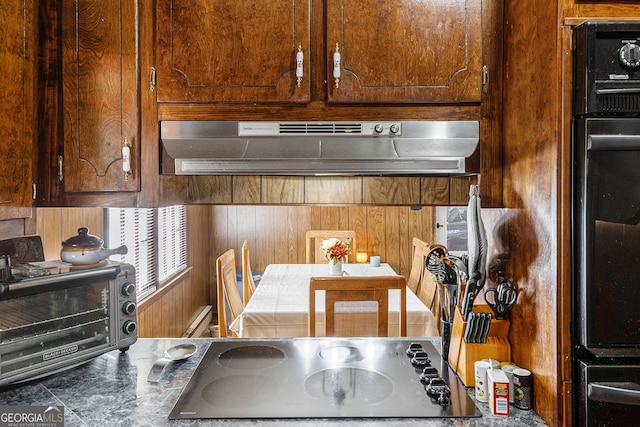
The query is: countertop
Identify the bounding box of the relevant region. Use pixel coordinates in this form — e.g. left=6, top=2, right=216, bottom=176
left=0, top=338, right=548, bottom=426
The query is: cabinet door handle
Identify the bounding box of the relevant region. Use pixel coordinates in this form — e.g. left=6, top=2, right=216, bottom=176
left=333, top=43, right=341, bottom=88
left=296, top=44, right=304, bottom=87
left=57, top=155, right=64, bottom=182
left=122, top=137, right=132, bottom=181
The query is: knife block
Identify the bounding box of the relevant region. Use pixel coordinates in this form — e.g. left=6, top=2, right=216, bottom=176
left=447, top=304, right=511, bottom=387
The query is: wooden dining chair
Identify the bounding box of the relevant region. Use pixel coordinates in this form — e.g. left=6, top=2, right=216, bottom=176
left=216, top=249, right=244, bottom=337
left=241, top=240, right=256, bottom=307
left=305, top=230, right=357, bottom=264
left=407, top=237, right=430, bottom=294
left=417, top=244, right=446, bottom=332
left=309, top=275, right=407, bottom=337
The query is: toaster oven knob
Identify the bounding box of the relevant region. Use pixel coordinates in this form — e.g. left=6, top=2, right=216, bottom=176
left=121, top=282, right=136, bottom=297
left=122, top=301, right=137, bottom=315
left=619, top=43, right=640, bottom=68
left=122, top=320, right=137, bottom=334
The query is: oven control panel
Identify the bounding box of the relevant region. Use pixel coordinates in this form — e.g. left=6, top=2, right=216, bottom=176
left=574, top=21, right=640, bottom=116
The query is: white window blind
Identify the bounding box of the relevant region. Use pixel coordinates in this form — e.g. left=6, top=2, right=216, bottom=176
left=158, top=205, right=187, bottom=281
left=105, top=206, right=186, bottom=300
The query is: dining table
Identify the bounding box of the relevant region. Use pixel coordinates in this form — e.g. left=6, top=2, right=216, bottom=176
left=229, top=263, right=440, bottom=338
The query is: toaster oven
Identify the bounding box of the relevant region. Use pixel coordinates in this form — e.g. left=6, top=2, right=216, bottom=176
left=0, top=262, right=137, bottom=386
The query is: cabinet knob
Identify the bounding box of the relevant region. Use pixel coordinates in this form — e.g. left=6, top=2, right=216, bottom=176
left=333, top=43, right=341, bottom=89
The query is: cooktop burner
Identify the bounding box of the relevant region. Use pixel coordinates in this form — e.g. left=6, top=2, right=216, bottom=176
left=169, top=338, right=480, bottom=419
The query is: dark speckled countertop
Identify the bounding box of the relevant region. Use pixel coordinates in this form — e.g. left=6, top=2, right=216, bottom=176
left=0, top=338, right=547, bottom=426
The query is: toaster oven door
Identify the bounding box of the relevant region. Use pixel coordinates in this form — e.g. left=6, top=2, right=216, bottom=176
left=0, top=277, right=114, bottom=383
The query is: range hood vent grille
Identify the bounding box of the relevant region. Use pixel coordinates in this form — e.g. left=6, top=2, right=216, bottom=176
left=279, top=122, right=363, bottom=135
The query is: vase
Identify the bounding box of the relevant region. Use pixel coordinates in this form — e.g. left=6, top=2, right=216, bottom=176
left=328, top=260, right=343, bottom=276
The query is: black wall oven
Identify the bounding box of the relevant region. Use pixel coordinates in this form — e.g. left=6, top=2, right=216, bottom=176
left=572, top=21, right=640, bottom=426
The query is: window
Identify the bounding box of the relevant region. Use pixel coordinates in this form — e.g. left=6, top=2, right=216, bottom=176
left=435, top=206, right=468, bottom=255
left=157, top=206, right=187, bottom=282
left=105, top=206, right=187, bottom=300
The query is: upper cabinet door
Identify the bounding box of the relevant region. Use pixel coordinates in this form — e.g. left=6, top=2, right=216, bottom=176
left=326, top=0, right=483, bottom=103
left=61, top=0, right=139, bottom=193
left=156, top=0, right=311, bottom=103
left=0, top=0, right=35, bottom=219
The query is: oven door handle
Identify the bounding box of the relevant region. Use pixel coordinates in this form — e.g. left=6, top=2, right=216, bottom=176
left=588, top=382, right=640, bottom=406
left=588, top=135, right=640, bottom=151
left=596, top=88, right=640, bottom=95
left=0, top=265, right=121, bottom=300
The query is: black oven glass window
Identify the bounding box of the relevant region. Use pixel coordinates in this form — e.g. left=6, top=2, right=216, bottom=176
left=0, top=282, right=111, bottom=376
left=586, top=150, right=640, bottom=347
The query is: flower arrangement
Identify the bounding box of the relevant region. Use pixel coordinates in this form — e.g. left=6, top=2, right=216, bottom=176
left=321, top=237, right=351, bottom=264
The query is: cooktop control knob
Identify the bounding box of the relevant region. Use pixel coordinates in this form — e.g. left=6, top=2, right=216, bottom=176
left=374, top=123, right=384, bottom=134
left=425, top=378, right=451, bottom=406
left=419, top=366, right=440, bottom=384
left=406, top=342, right=423, bottom=357
left=410, top=351, right=431, bottom=367
left=389, top=123, right=400, bottom=134
left=619, top=42, right=640, bottom=68
left=121, top=282, right=135, bottom=297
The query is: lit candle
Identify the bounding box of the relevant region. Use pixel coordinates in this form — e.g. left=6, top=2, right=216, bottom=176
left=356, top=251, right=368, bottom=264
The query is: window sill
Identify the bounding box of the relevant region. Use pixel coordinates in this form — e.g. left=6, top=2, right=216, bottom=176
left=138, top=266, right=193, bottom=312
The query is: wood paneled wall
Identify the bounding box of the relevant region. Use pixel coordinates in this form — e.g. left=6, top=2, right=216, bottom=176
left=210, top=205, right=437, bottom=279
left=499, top=2, right=640, bottom=426
left=501, top=0, right=562, bottom=424
left=36, top=208, right=104, bottom=260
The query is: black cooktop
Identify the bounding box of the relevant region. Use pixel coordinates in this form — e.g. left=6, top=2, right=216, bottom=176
left=169, top=338, right=480, bottom=419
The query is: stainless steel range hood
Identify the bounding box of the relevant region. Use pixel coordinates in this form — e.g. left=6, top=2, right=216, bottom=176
left=160, top=120, right=480, bottom=176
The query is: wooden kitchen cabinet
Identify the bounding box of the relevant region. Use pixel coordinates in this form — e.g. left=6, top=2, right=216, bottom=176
left=156, top=0, right=483, bottom=105
left=326, top=0, right=483, bottom=103
left=155, top=0, right=312, bottom=103
left=59, top=0, right=139, bottom=193
left=0, top=0, right=36, bottom=220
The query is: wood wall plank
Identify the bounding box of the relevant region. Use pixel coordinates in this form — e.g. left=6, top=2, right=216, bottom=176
left=262, top=176, right=304, bottom=204
left=421, top=177, right=450, bottom=204
left=233, top=176, right=261, bottom=204
left=363, top=177, right=420, bottom=205
left=305, top=177, right=361, bottom=203
left=188, top=176, right=232, bottom=203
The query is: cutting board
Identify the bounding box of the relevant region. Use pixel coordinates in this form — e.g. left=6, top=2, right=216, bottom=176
left=0, top=236, right=45, bottom=264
